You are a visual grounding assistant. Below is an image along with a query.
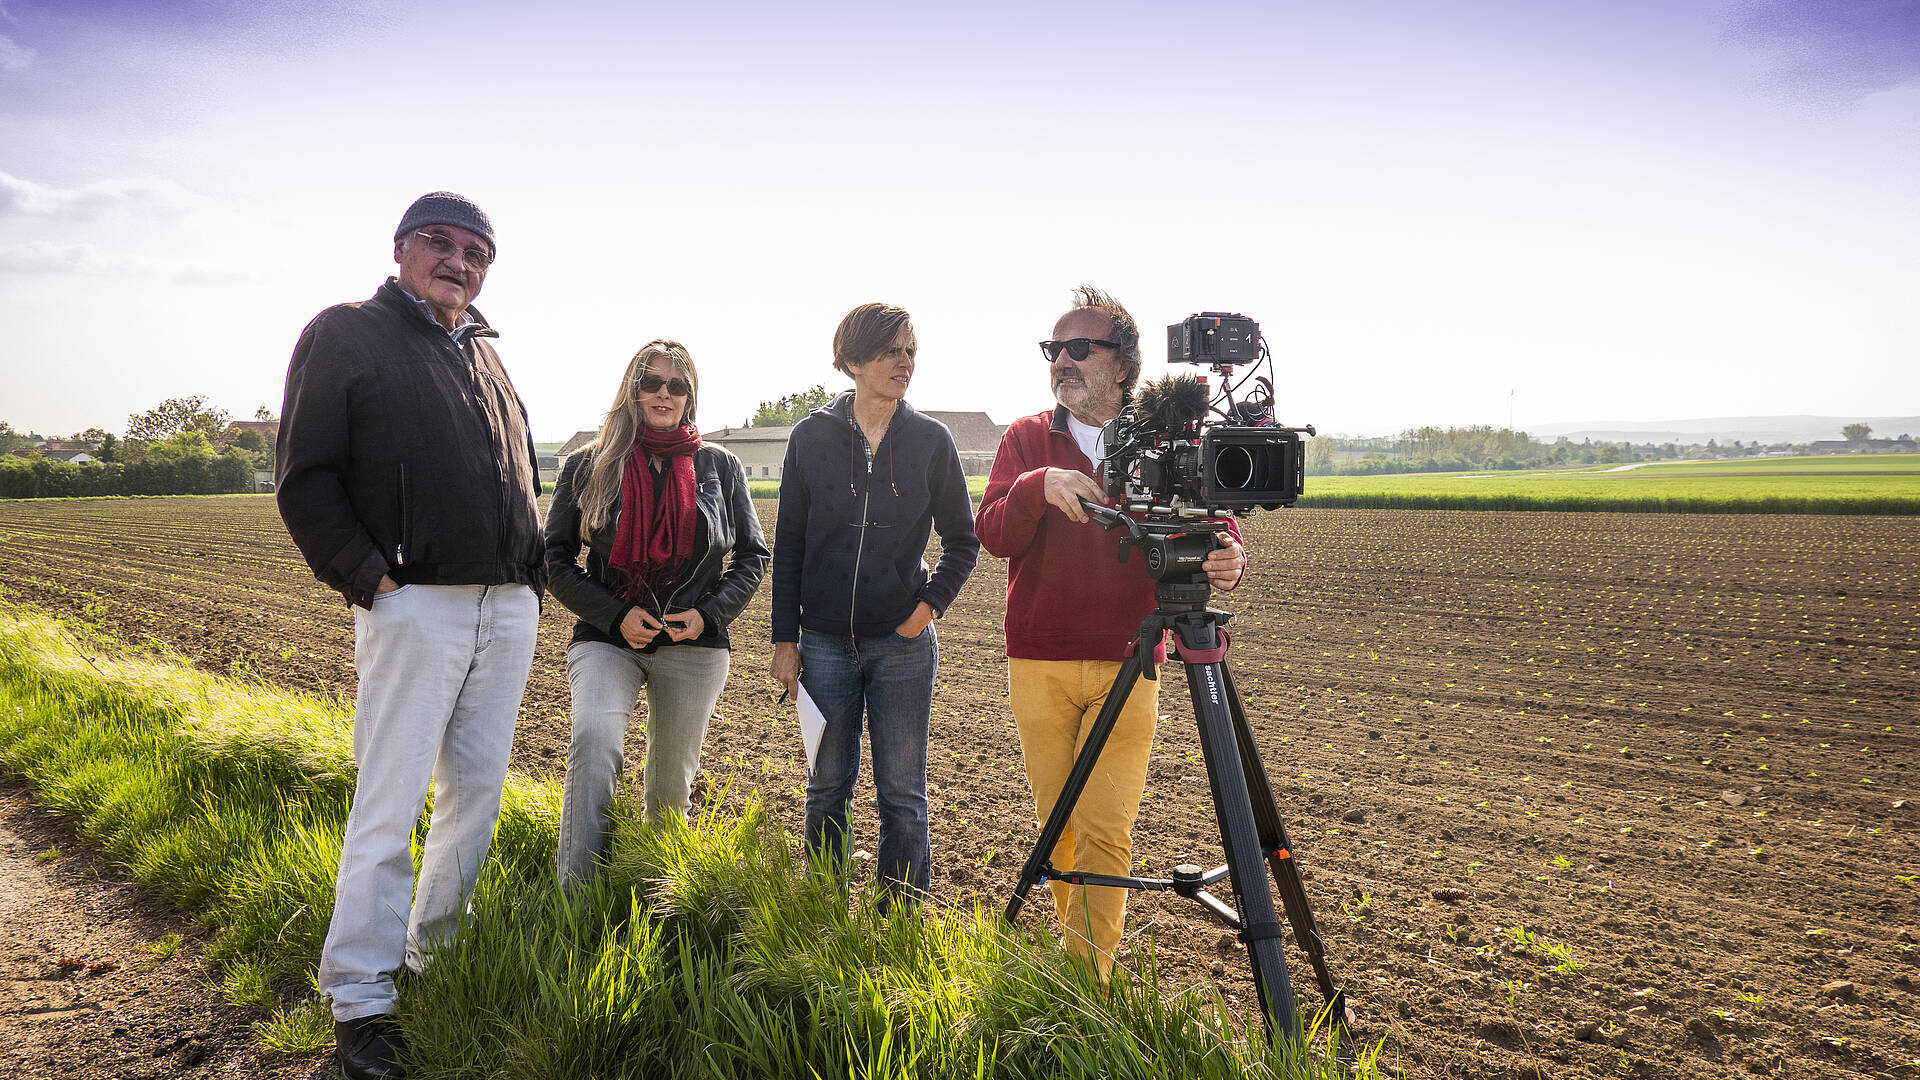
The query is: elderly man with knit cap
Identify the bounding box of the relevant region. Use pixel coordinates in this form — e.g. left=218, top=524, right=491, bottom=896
left=275, top=192, right=544, bottom=1080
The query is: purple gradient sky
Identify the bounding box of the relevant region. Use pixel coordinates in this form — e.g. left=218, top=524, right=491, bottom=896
left=3, top=0, right=1916, bottom=439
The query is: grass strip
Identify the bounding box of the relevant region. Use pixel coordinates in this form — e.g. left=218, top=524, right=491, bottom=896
left=0, top=606, right=1373, bottom=1079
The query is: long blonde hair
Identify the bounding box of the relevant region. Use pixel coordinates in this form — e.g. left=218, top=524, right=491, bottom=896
left=576, top=339, right=699, bottom=533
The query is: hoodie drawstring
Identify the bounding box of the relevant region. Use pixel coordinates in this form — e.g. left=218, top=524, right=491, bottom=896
left=849, top=417, right=900, bottom=498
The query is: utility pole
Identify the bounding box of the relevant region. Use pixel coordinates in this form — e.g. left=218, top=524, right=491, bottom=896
left=1508, top=389, right=1515, bottom=431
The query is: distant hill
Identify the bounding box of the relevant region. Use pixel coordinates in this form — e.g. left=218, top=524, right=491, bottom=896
left=1527, top=415, right=1920, bottom=446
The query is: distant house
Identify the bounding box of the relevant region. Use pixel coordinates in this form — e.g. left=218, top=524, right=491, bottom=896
left=218, top=419, right=280, bottom=450
left=922, top=411, right=1006, bottom=474
left=8, top=446, right=95, bottom=464
left=555, top=411, right=1005, bottom=484
left=1806, top=438, right=1906, bottom=455
left=704, top=411, right=1005, bottom=479
left=705, top=425, right=795, bottom=480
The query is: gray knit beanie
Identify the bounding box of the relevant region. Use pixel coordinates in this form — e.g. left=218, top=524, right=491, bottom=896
left=394, top=191, right=496, bottom=256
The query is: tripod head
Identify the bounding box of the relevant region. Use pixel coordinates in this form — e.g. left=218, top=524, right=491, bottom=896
left=1079, top=498, right=1228, bottom=609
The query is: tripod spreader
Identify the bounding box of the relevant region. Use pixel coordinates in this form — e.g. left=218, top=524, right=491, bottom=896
left=1026, top=860, right=1244, bottom=931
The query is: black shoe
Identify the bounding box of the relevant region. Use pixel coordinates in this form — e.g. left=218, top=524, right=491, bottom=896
left=335, top=1014, right=405, bottom=1080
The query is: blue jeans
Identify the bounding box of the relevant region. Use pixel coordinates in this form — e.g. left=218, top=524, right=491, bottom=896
left=800, top=624, right=937, bottom=904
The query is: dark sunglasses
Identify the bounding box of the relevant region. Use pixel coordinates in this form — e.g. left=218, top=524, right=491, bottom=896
left=1039, top=338, right=1119, bottom=362
left=638, top=374, right=691, bottom=397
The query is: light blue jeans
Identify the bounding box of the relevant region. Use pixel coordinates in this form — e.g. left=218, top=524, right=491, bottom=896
left=800, top=624, right=937, bottom=905
left=556, top=639, right=731, bottom=889
left=319, top=583, right=539, bottom=1022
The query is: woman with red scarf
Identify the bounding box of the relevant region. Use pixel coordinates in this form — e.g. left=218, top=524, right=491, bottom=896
left=545, top=339, right=769, bottom=888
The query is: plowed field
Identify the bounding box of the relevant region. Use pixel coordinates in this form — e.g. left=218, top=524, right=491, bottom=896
left=1, top=495, right=1915, bottom=1079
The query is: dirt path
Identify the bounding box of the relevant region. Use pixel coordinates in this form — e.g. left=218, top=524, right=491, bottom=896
left=0, top=784, right=326, bottom=1080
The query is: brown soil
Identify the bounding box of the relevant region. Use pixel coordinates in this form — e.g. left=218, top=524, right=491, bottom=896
left=1, top=495, right=1917, bottom=1078
left=0, top=783, right=327, bottom=1079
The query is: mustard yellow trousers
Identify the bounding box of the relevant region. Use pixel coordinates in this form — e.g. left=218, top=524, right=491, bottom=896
left=1009, top=658, right=1158, bottom=981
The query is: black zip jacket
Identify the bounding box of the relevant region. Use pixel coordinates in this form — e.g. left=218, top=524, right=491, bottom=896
left=771, top=393, right=979, bottom=641
left=276, top=279, right=545, bottom=609
left=544, top=444, right=769, bottom=652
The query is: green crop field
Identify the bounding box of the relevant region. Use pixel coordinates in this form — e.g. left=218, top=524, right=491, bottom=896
left=1299, top=453, right=1920, bottom=514
left=760, top=455, right=1920, bottom=513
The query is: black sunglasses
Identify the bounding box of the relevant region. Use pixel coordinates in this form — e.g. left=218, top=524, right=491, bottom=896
left=638, top=374, right=691, bottom=397
left=1039, top=338, right=1119, bottom=362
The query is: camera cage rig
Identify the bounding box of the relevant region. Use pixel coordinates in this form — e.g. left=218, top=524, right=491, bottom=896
left=1100, top=312, right=1317, bottom=521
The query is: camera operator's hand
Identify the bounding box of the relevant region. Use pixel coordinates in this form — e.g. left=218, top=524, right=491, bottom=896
left=1042, top=467, right=1105, bottom=523
left=1204, top=535, right=1247, bottom=591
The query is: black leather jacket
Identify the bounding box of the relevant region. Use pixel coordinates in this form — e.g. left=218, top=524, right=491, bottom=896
left=544, top=444, right=769, bottom=651
left=276, top=279, right=544, bottom=608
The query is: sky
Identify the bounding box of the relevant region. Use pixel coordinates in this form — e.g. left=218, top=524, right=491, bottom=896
left=2, top=0, right=1917, bottom=441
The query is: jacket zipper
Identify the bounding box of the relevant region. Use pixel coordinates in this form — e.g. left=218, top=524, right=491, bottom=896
left=608, top=456, right=724, bottom=637
left=848, top=426, right=874, bottom=635
left=478, top=345, right=511, bottom=577
left=453, top=332, right=513, bottom=577
left=396, top=463, right=410, bottom=566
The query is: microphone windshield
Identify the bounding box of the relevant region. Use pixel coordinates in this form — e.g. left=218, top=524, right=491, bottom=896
left=1136, top=374, right=1209, bottom=435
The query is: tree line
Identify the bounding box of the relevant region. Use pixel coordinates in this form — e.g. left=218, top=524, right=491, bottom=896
left=0, top=397, right=276, bottom=499
left=745, top=385, right=832, bottom=428
left=1301, top=424, right=1913, bottom=476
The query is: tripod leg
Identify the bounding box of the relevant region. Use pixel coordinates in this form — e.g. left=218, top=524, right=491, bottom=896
left=1184, top=654, right=1299, bottom=1040
left=1003, top=636, right=1156, bottom=925
left=1224, top=665, right=1350, bottom=1032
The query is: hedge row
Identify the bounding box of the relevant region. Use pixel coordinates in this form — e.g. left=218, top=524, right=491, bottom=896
left=0, top=453, right=258, bottom=498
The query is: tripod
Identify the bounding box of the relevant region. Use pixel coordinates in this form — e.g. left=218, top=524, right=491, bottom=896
left=1003, top=506, right=1347, bottom=1041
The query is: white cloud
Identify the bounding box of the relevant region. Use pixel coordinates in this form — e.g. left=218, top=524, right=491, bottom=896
left=0, top=241, right=145, bottom=275
left=0, top=241, right=254, bottom=284
left=0, top=171, right=200, bottom=221
left=0, top=33, right=31, bottom=70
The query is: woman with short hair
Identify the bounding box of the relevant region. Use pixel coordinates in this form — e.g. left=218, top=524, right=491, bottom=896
left=547, top=339, right=769, bottom=888
left=770, top=303, right=979, bottom=908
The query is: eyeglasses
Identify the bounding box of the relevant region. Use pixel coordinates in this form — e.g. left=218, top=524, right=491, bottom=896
left=412, top=231, right=493, bottom=272
left=1039, top=338, right=1119, bottom=363
left=638, top=374, right=691, bottom=397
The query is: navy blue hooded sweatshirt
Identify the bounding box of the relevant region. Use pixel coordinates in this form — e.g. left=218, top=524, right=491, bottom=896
left=771, top=393, right=979, bottom=641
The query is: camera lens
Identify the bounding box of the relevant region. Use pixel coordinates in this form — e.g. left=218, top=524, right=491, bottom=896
left=1213, top=445, right=1256, bottom=490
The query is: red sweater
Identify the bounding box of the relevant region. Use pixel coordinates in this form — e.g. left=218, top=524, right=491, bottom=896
left=976, top=406, right=1241, bottom=663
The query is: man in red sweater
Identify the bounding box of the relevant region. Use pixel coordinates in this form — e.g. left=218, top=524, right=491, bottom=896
left=976, top=286, right=1246, bottom=982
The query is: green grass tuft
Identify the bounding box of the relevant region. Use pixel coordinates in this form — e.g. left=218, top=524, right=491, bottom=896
left=257, top=994, right=334, bottom=1055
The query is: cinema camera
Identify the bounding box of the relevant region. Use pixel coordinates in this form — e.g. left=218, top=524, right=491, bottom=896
left=1099, top=312, right=1316, bottom=523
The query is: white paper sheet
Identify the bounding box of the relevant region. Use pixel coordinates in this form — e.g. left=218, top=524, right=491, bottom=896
left=796, top=683, right=826, bottom=776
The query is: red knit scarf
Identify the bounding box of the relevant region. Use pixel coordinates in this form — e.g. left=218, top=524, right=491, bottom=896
left=609, top=424, right=701, bottom=599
